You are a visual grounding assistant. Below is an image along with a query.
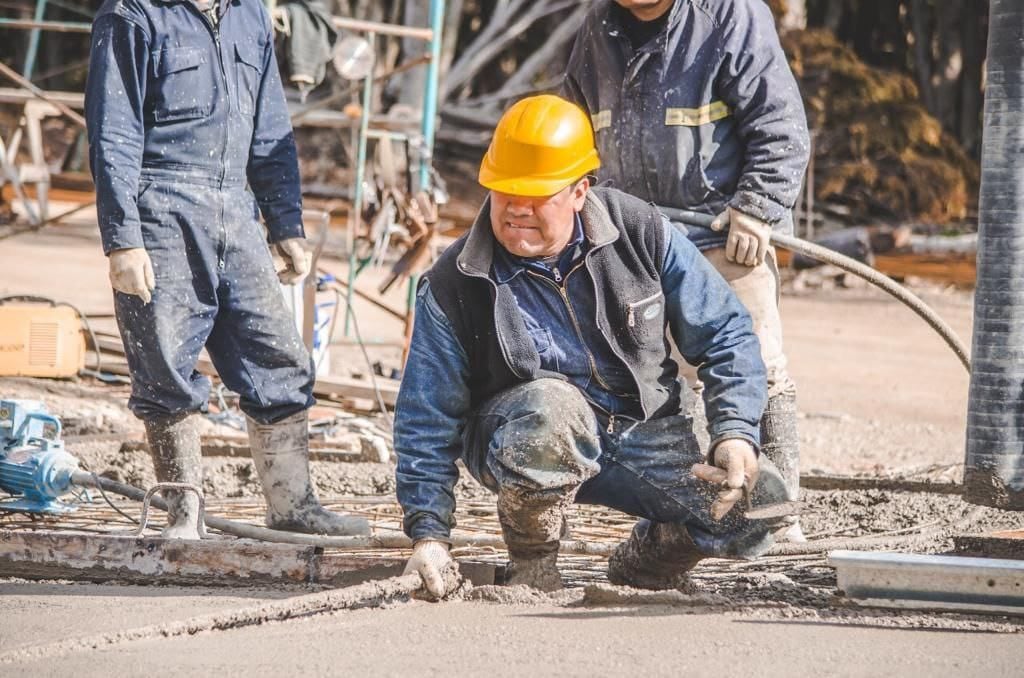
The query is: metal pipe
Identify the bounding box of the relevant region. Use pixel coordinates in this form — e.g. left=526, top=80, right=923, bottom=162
left=22, top=0, right=51, bottom=81
left=418, top=0, right=446, bottom=192
left=0, top=18, right=91, bottom=32
left=344, top=31, right=376, bottom=337
left=964, top=0, right=1024, bottom=510
left=333, top=16, right=433, bottom=41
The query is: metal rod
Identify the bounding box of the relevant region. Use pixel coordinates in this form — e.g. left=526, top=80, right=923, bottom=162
left=418, top=0, right=445, bottom=191
left=0, top=17, right=91, bottom=33
left=345, top=31, right=376, bottom=337
left=333, top=15, right=433, bottom=41
left=23, top=0, right=50, bottom=81
left=0, top=60, right=87, bottom=127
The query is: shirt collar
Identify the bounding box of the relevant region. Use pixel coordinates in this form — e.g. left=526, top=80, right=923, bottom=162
left=492, top=213, right=585, bottom=284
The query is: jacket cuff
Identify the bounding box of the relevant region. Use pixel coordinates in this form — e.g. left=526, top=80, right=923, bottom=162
left=101, top=222, right=145, bottom=255
left=406, top=512, right=453, bottom=543
left=708, top=421, right=761, bottom=457
left=729, top=190, right=789, bottom=226
left=265, top=220, right=306, bottom=244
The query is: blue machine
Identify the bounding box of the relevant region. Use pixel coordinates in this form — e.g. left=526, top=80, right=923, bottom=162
left=0, top=399, right=79, bottom=514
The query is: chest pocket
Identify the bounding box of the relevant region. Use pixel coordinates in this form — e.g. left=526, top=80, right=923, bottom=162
left=149, top=46, right=211, bottom=122
left=625, top=291, right=665, bottom=345
left=235, top=42, right=263, bottom=116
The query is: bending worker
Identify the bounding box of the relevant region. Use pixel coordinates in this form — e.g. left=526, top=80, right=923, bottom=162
left=85, top=0, right=367, bottom=538
left=396, top=95, right=788, bottom=597
left=563, top=0, right=812, bottom=541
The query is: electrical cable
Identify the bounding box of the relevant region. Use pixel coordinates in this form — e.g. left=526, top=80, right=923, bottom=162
left=342, top=288, right=395, bottom=428
left=74, top=461, right=139, bottom=525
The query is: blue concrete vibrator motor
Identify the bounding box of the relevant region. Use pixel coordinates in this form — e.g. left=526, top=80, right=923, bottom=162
left=0, top=399, right=80, bottom=514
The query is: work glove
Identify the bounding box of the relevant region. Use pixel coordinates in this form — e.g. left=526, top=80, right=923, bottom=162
left=691, top=438, right=760, bottom=521
left=108, top=247, right=155, bottom=304
left=710, top=207, right=772, bottom=267
left=403, top=539, right=458, bottom=600
left=275, top=237, right=312, bottom=284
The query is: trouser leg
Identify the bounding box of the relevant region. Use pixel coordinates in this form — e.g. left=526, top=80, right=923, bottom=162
left=576, top=410, right=789, bottom=588
left=463, top=379, right=601, bottom=589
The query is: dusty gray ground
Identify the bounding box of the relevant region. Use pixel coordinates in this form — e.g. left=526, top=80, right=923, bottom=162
left=1, top=217, right=1020, bottom=677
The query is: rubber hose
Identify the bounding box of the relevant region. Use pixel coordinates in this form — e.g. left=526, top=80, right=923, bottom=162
left=73, top=472, right=972, bottom=558
left=657, top=207, right=971, bottom=372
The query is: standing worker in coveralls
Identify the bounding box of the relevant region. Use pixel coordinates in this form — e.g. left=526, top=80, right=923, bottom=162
left=396, top=95, right=789, bottom=597
left=563, top=0, right=811, bottom=540
left=85, top=0, right=368, bottom=538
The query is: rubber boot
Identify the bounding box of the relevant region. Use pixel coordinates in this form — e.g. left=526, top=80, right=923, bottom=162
left=607, top=520, right=704, bottom=590
left=144, top=413, right=204, bottom=540
left=497, top=490, right=565, bottom=592
left=247, top=411, right=370, bottom=536
left=760, top=393, right=805, bottom=543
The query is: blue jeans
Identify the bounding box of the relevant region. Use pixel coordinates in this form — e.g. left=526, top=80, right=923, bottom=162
left=462, top=379, right=785, bottom=559
left=114, top=171, right=314, bottom=424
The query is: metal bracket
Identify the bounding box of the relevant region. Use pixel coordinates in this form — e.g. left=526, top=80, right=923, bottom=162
left=135, top=482, right=208, bottom=539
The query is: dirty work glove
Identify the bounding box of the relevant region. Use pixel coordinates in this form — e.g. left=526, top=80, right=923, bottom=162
left=403, top=539, right=457, bottom=600
left=711, top=207, right=772, bottom=267
left=275, top=237, right=312, bottom=284
left=691, top=438, right=760, bottom=521
left=108, top=247, right=155, bottom=304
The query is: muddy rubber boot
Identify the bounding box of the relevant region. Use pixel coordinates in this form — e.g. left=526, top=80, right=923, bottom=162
left=760, top=393, right=805, bottom=543
left=144, top=413, right=204, bottom=540
left=607, top=520, right=704, bottom=590
left=247, top=411, right=370, bottom=536
left=498, top=490, right=566, bottom=592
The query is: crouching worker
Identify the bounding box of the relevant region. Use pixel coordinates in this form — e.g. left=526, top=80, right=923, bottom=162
left=85, top=0, right=368, bottom=538
left=396, top=95, right=787, bottom=597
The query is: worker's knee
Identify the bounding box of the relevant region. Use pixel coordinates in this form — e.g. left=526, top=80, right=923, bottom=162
left=485, top=380, right=600, bottom=492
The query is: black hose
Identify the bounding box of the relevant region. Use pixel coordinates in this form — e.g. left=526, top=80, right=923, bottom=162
left=657, top=207, right=971, bottom=373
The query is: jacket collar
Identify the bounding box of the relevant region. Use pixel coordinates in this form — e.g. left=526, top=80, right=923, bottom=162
left=457, top=191, right=621, bottom=279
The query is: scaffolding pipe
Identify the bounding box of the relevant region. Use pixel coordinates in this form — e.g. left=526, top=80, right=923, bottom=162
left=418, top=0, right=446, bottom=192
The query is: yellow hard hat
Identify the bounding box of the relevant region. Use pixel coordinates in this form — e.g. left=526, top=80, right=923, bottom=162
left=478, top=94, right=601, bottom=197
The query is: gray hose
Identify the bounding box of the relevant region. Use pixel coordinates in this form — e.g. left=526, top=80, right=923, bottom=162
left=73, top=472, right=970, bottom=557
left=658, top=207, right=971, bottom=373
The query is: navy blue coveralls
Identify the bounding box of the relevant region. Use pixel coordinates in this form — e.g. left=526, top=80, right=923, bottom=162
left=85, top=0, right=314, bottom=424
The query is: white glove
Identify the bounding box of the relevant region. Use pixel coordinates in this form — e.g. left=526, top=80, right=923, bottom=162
left=108, top=247, right=155, bottom=304
left=710, top=207, right=772, bottom=267
left=275, top=238, right=312, bottom=284
left=691, top=438, right=760, bottom=521
left=403, top=539, right=457, bottom=599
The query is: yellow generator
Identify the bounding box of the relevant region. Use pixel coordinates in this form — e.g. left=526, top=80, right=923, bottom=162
left=0, top=302, right=85, bottom=378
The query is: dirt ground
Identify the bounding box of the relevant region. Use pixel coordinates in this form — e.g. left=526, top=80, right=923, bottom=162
left=1, top=215, right=1022, bottom=676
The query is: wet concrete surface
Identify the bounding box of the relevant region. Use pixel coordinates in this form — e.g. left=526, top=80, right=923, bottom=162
left=2, top=588, right=1021, bottom=677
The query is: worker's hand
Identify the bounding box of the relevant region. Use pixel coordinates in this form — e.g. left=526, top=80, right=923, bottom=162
left=403, top=539, right=458, bottom=600
left=691, top=438, right=759, bottom=521
left=108, top=247, right=155, bottom=304
left=710, top=207, right=772, bottom=267
left=275, top=237, right=312, bottom=284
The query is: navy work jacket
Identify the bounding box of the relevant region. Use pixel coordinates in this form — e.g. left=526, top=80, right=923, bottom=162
left=563, top=0, right=810, bottom=250
left=86, top=0, right=303, bottom=254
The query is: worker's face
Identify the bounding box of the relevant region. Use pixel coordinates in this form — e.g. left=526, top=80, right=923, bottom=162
left=614, top=0, right=675, bottom=21
left=489, top=179, right=589, bottom=258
